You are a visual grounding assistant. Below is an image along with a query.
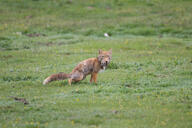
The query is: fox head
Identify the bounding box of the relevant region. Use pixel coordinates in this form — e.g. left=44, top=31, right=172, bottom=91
left=97, top=49, right=112, bottom=69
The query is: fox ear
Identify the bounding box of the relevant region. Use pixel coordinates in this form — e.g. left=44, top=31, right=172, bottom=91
left=98, top=49, right=102, bottom=54
left=109, top=48, right=112, bottom=54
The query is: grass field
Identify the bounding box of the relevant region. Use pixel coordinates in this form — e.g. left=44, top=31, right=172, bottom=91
left=0, top=0, right=192, bottom=127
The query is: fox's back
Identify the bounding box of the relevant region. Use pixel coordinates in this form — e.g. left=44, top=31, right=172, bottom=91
left=72, top=58, right=99, bottom=75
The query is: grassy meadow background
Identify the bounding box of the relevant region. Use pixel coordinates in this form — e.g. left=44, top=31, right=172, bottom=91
left=0, top=0, right=192, bottom=127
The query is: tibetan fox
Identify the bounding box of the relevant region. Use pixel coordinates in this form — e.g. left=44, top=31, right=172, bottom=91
left=43, top=49, right=112, bottom=85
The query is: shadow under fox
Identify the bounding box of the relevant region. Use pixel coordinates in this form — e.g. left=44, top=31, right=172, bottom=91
left=43, top=49, right=112, bottom=85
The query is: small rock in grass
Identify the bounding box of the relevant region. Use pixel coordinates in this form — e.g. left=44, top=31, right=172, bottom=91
left=104, top=33, right=110, bottom=37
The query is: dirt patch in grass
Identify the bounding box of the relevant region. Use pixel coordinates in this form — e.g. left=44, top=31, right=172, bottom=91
left=26, top=33, right=46, bottom=37
left=9, top=96, right=29, bottom=105
left=2, top=76, right=38, bottom=82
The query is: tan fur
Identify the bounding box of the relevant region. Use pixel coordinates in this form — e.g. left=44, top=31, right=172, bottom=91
left=43, top=49, right=112, bottom=85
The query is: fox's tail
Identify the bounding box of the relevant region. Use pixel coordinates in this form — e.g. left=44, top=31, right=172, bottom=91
left=43, top=72, right=71, bottom=85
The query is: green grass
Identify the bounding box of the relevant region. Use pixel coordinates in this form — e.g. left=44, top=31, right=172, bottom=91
left=0, top=0, right=192, bottom=128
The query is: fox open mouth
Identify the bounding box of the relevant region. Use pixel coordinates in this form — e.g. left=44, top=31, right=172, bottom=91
left=100, top=61, right=108, bottom=70
left=101, top=65, right=106, bottom=70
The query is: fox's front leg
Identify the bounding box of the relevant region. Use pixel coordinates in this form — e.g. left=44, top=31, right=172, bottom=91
left=90, top=73, right=98, bottom=84
left=93, top=73, right=98, bottom=83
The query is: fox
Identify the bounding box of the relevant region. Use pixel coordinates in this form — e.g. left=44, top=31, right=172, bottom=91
left=43, top=49, right=112, bottom=85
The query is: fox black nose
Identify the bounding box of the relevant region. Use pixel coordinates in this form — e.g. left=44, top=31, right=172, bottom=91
left=106, top=61, right=108, bottom=65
